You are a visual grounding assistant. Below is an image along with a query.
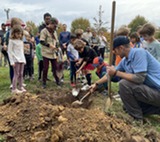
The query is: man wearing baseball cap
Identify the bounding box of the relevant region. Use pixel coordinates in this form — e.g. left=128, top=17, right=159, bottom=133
left=91, top=36, right=160, bottom=123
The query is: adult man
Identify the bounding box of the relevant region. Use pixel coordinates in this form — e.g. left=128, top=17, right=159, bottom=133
left=59, top=24, right=70, bottom=55
left=40, top=17, right=60, bottom=88
left=91, top=36, right=160, bottom=121
left=39, top=13, right=52, bottom=33
left=82, top=27, right=92, bottom=42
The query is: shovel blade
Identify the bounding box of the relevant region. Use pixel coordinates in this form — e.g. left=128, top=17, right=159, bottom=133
left=72, top=88, right=80, bottom=97
left=71, top=100, right=83, bottom=107
left=104, top=97, right=113, bottom=112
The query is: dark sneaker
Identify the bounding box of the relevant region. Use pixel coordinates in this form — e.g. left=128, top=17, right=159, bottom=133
left=42, top=82, right=46, bottom=89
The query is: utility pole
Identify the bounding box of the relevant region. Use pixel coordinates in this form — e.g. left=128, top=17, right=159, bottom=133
left=4, top=8, right=10, bottom=20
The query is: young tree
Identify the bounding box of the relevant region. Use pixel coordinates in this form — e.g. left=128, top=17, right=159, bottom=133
left=70, top=17, right=91, bottom=33
left=93, top=5, right=108, bottom=32
left=26, top=21, right=38, bottom=36
left=128, top=15, right=148, bottom=33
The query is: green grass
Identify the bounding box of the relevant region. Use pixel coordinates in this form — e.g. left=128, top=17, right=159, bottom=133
left=0, top=56, right=160, bottom=134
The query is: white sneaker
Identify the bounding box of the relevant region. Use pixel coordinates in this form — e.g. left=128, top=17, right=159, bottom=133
left=61, top=79, right=64, bottom=83
left=81, top=84, right=90, bottom=91
left=9, top=84, right=13, bottom=89
left=81, top=79, right=87, bottom=86
left=20, top=87, right=27, bottom=92
left=22, top=83, right=27, bottom=87
left=12, top=89, right=23, bottom=94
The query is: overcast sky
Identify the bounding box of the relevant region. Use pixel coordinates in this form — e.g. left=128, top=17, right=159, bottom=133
left=0, top=0, right=159, bottom=31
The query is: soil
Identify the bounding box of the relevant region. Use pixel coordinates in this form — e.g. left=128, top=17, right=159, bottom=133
left=0, top=90, right=160, bottom=142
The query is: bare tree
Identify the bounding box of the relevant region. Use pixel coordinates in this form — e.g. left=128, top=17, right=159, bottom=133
left=4, top=8, right=10, bottom=20
left=93, top=5, right=108, bottom=32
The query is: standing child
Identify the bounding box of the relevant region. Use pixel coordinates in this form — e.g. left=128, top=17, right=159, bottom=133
left=8, top=25, right=26, bottom=94
left=139, top=23, right=160, bottom=62
left=130, top=32, right=142, bottom=48
left=23, top=30, right=33, bottom=81
left=36, top=42, right=43, bottom=81
left=67, top=34, right=79, bottom=86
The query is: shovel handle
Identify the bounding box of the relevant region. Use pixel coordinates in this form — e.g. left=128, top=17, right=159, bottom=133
left=80, top=91, right=91, bottom=102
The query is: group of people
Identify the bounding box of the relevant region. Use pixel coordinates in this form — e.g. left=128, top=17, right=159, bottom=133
left=91, top=24, right=160, bottom=122
left=1, top=12, right=160, bottom=123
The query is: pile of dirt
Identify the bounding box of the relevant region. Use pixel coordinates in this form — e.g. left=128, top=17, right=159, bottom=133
left=0, top=93, right=159, bottom=142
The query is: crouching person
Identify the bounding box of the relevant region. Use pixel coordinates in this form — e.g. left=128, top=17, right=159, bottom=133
left=91, top=36, right=160, bottom=123
left=74, top=39, right=97, bottom=90
left=92, top=57, right=108, bottom=95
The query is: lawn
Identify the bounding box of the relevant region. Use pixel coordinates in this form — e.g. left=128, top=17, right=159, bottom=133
left=0, top=55, right=160, bottom=137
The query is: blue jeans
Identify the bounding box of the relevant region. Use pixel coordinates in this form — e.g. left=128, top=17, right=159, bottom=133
left=70, top=61, right=77, bottom=83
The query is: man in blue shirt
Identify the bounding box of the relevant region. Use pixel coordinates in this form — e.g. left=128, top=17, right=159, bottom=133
left=59, top=24, right=70, bottom=55
left=91, top=36, right=160, bottom=121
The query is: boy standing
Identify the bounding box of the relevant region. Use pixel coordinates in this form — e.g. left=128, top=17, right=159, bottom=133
left=67, top=34, right=79, bottom=86
left=139, top=23, right=160, bottom=62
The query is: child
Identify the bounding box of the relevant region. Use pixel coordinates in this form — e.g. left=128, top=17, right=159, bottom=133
left=67, top=34, right=79, bottom=86
left=89, top=30, right=100, bottom=56
left=139, top=23, right=160, bottom=62
left=130, top=32, right=142, bottom=48
left=23, top=30, right=33, bottom=81
left=8, top=25, right=26, bottom=94
left=2, top=18, right=24, bottom=89
left=92, top=57, right=120, bottom=95
left=98, top=30, right=108, bottom=59
left=92, top=57, right=108, bottom=91
left=36, top=42, right=43, bottom=81
left=74, top=39, right=97, bottom=90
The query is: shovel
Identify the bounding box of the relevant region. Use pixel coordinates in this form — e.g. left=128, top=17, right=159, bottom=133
left=71, top=64, right=81, bottom=97
left=72, top=87, right=80, bottom=97
left=104, top=1, right=116, bottom=112
left=71, top=91, right=91, bottom=107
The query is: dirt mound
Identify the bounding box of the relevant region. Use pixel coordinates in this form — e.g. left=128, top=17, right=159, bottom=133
left=0, top=93, right=159, bottom=142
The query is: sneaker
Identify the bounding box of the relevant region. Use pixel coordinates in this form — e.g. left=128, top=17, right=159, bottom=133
left=61, top=79, right=64, bottom=83
left=42, top=82, right=46, bottom=89
left=20, top=87, right=27, bottom=92
left=113, top=94, right=121, bottom=101
left=11, top=89, right=23, bottom=94
left=81, top=84, right=90, bottom=91
left=57, top=82, right=61, bottom=88
left=71, top=83, right=76, bottom=87
left=81, top=78, right=87, bottom=86
left=46, top=78, right=51, bottom=81
left=67, top=66, right=70, bottom=70
left=77, top=77, right=81, bottom=83
left=22, top=83, right=27, bottom=87
left=101, top=90, right=108, bottom=96
left=9, top=84, right=13, bottom=89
